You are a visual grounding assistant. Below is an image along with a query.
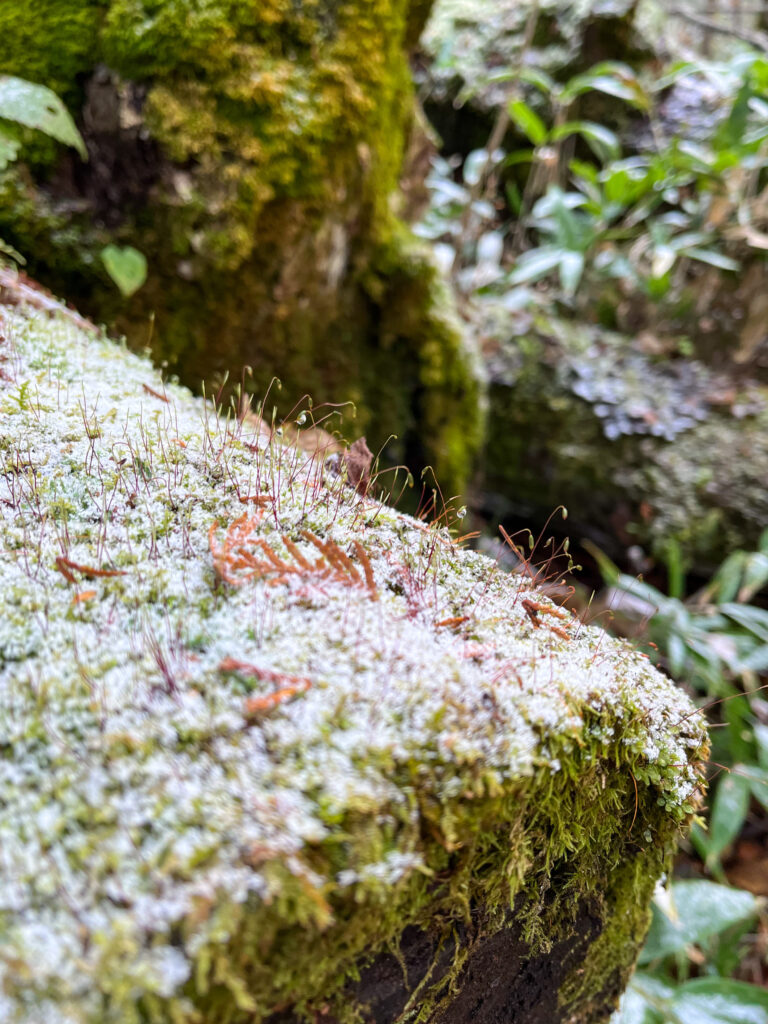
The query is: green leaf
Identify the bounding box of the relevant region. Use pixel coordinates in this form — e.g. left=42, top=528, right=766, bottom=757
left=558, top=250, right=585, bottom=297
left=502, top=150, right=536, bottom=168
left=0, top=236, right=25, bottom=264
left=666, top=631, right=688, bottom=677
left=561, top=63, right=650, bottom=110
left=716, top=81, right=752, bottom=151
left=581, top=539, right=621, bottom=585
left=703, top=771, right=752, bottom=866
left=507, top=99, right=548, bottom=146
left=721, top=603, right=768, bottom=641
left=669, top=978, right=768, bottom=1024
left=685, top=248, right=740, bottom=272
left=101, top=245, right=148, bottom=298
left=755, top=723, right=768, bottom=770
left=745, top=764, right=768, bottom=811
left=738, top=552, right=768, bottom=602
left=0, top=124, right=20, bottom=171
left=552, top=120, right=621, bottom=161
left=713, top=552, right=748, bottom=603
left=0, top=76, right=86, bottom=158
left=514, top=67, right=558, bottom=96
left=639, top=880, right=758, bottom=963
left=508, top=247, right=564, bottom=285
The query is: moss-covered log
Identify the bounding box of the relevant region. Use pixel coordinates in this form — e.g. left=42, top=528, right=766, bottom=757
left=480, top=311, right=768, bottom=569
left=0, top=0, right=484, bottom=497
left=0, top=286, right=706, bottom=1022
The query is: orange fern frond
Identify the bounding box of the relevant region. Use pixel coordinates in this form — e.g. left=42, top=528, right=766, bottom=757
left=209, top=518, right=377, bottom=598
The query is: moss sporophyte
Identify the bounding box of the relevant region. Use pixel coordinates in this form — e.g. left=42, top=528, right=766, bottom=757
left=0, top=297, right=707, bottom=1021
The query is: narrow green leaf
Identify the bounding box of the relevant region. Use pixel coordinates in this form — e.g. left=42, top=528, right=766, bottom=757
left=558, top=250, right=585, bottom=297
left=508, top=247, right=564, bottom=285
left=721, top=603, right=768, bottom=641
left=746, top=765, right=768, bottom=811
left=704, top=771, right=752, bottom=866
left=507, top=99, right=548, bottom=146
left=713, top=552, right=748, bottom=603
left=755, top=723, right=768, bottom=770
left=552, top=120, right=621, bottom=161
left=561, top=63, right=649, bottom=110
left=685, top=248, right=740, bottom=272
left=738, top=552, right=768, bottom=602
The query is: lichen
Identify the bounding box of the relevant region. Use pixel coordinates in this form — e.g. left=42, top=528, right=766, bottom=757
left=0, top=295, right=706, bottom=1022
left=0, top=0, right=484, bottom=499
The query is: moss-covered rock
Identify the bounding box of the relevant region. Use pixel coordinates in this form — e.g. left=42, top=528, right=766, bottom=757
left=0, top=286, right=706, bottom=1021
left=480, top=307, right=768, bottom=569
left=0, top=0, right=484, bottom=498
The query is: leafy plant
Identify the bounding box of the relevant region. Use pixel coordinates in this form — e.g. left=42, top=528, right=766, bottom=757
left=0, top=77, right=148, bottom=297
left=612, top=880, right=766, bottom=1024
left=0, top=76, right=86, bottom=270
left=592, top=530, right=768, bottom=877
left=427, top=53, right=768, bottom=314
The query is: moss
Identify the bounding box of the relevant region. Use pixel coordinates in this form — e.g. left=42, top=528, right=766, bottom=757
left=0, top=299, right=706, bottom=1021
left=558, top=847, right=666, bottom=1022
left=0, top=1, right=102, bottom=100
left=0, top=0, right=484, bottom=499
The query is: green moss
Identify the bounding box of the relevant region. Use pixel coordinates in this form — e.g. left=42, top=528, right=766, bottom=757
left=0, top=302, right=706, bottom=1022
left=558, top=845, right=666, bottom=1022
left=0, top=1, right=102, bottom=100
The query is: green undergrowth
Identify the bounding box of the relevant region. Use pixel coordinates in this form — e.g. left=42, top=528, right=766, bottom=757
left=0, top=299, right=706, bottom=1022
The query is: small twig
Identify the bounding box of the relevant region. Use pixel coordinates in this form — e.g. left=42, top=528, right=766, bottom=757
left=668, top=6, right=768, bottom=50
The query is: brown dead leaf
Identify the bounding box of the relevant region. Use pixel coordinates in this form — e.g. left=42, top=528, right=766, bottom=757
left=344, top=437, right=373, bottom=495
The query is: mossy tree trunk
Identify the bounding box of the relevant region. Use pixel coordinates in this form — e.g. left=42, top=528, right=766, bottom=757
left=0, top=0, right=485, bottom=496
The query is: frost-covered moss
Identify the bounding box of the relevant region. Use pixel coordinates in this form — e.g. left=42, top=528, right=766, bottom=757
left=0, top=0, right=482, bottom=498
left=0, top=294, right=706, bottom=1021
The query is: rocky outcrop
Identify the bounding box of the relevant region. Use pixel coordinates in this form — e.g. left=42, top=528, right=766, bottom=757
left=0, top=288, right=706, bottom=1022
left=478, top=308, right=768, bottom=570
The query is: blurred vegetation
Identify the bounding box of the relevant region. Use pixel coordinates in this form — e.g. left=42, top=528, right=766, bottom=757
left=414, top=1, right=768, bottom=1018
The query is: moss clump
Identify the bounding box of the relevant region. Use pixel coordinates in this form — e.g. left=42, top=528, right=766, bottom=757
left=0, top=294, right=706, bottom=1021
left=0, top=0, right=483, bottom=498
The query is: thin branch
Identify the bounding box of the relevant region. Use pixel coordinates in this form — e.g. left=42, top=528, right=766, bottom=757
left=668, top=6, right=768, bottom=51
